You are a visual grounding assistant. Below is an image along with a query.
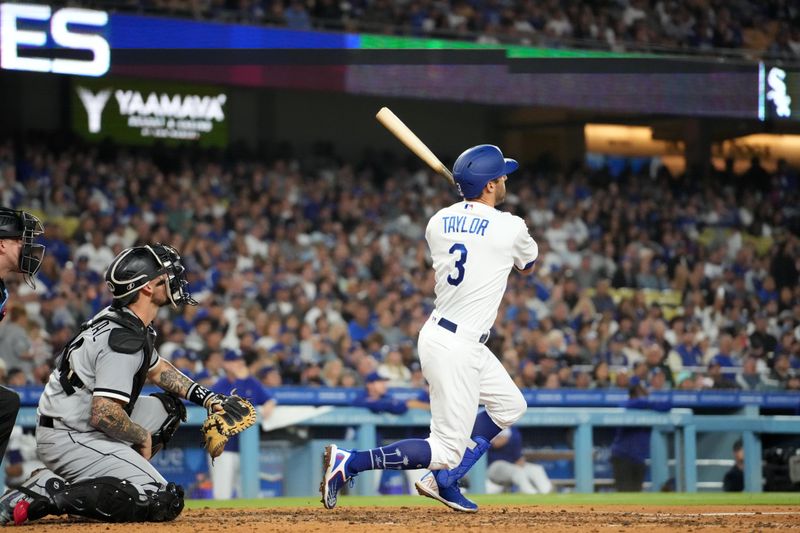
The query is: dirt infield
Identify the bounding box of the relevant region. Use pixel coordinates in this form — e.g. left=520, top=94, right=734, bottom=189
left=14, top=505, right=799, bottom=532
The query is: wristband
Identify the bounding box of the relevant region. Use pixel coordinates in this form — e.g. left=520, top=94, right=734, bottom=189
left=186, top=383, right=215, bottom=408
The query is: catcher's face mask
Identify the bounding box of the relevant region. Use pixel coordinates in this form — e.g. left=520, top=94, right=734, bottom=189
left=19, top=212, right=45, bottom=287
left=149, top=243, right=198, bottom=308
left=0, top=210, right=45, bottom=289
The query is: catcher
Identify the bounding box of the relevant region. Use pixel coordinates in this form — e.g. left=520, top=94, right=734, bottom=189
left=0, top=244, right=255, bottom=525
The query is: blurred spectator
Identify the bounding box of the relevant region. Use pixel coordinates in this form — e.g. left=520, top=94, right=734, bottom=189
left=377, top=346, right=412, bottom=387
left=591, top=361, right=612, bottom=389
left=169, top=348, right=199, bottom=380
left=195, top=350, right=225, bottom=387
left=208, top=350, right=276, bottom=500
left=3, top=426, right=44, bottom=489
left=736, top=356, right=767, bottom=390
left=258, top=365, right=283, bottom=388
left=73, top=231, right=114, bottom=275
left=722, top=439, right=744, bottom=492
left=348, top=302, right=376, bottom=344
left=610, top=384, right=670, bottom=492
left=763, top=354, right=793, bottom=390
left=750, top=312, right=778, bottom=360
left=487, top=426, right=553, bottom=494
left=6, top=369, right=27, bottom=388
left=355, top=372, right=428, bottom=414
left=0, top=307, right=32, bottom=376
left=707, top=360, right=739, bottom=390
left=675, top=370, right=696, bottom=390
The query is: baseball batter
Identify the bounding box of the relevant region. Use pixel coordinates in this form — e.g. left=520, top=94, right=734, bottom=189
left=0, top=208, right=45, bottom=469
left=0, top=244, right=241, bottom=525
left=322, top=144, right=537, bottom=512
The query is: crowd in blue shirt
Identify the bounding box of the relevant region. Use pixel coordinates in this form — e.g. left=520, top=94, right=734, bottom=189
left=0, top=138, right=798, bottom=397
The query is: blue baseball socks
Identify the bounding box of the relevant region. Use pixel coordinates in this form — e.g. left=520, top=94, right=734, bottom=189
left=347, top=439, right=432, bottom=476
left=346, top=411, right=502, bottom=481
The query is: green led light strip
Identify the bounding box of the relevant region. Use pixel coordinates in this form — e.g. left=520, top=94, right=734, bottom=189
left=359, top=34, right=657, bottom=59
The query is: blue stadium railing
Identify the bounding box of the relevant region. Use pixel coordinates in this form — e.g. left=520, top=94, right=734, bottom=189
left=11, top=387, right=800, bottom=498
left=13, top=386, right=800, bottom=411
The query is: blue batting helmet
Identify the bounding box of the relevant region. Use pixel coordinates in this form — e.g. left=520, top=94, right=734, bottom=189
left=452, top=144, right=519, bottom=199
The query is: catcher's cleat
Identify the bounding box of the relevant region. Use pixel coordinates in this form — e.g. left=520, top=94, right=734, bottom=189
left=0, top=468, right=53, bottom=525
left=320, top=444, right=356, bottom=510
left=12, top=499, right=30, bottom=525
left=415, top=471, right=478, bottom=513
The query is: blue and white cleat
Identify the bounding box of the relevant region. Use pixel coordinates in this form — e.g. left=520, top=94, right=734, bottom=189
left=414, top=471, right=478, bottom=513
left=320, top=444, right=355, bottom=509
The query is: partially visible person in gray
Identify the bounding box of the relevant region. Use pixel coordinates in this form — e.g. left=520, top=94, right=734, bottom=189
left=0, top=207, right=45, bottom=471
left=487, top=426, right=553, bottom=495
left=0, top=244, right=237, bottom=525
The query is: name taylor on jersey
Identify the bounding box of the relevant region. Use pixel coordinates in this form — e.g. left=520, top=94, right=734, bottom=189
left=441, top=215, right=490, bottom=236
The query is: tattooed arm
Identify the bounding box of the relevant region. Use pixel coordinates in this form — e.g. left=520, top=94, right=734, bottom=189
left=148, top=357, right=194, bottom=397
left=90, top=396, right=151, bottom=459
left=148, top=357, right=221, bottom=411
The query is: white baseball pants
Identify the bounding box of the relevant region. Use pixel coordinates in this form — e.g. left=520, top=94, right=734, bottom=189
left=418, top=319, right=526, bottom=470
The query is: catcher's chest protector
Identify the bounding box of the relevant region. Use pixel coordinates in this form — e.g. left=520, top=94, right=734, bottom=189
left=58, top=308, right=156, bottom=414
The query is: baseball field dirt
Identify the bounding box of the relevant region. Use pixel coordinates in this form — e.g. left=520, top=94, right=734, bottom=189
left=12, top=493, right=800, bottom=533
left=11, top=504, right=799, bottom=532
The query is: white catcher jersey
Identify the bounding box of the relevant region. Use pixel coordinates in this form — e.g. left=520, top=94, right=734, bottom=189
left=38, top=307, right=159, bottom=434
left=426, top=201, right=538, bottom=333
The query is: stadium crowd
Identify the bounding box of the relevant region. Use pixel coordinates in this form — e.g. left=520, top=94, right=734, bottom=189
left=0, top=137, right=799, bottom=395
left=70, top=0, right=800, bottom=59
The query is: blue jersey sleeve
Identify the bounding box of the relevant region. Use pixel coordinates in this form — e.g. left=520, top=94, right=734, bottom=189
left=625, top=398, right=671, bottom=412
left=248, top=377, right=273, bottom=405
left=210, top=377, right=232, bottom=395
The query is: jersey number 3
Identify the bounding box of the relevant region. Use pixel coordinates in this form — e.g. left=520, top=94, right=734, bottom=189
left=447, top=243, right=468, bottom=286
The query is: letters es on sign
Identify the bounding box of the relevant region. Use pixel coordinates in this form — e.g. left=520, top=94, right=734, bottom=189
left=0, top=2, right=110, bottom=77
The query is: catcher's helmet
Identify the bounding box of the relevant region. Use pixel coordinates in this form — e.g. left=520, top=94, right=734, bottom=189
left=452, top=144, right=518, bottom=199
left=105, top=244, right=197, bottom=308
left=0, top=207, right=45, bottom=288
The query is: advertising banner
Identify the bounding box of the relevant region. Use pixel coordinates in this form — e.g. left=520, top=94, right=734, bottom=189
left=71, top=76, right=229, bottom=147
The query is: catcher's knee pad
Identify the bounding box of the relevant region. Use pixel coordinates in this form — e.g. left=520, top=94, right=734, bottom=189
left=145, top=482, right=184, bottom=522
left=44, top=477, right=150, bottom=522
left=150, top=392, right=187, bottom=456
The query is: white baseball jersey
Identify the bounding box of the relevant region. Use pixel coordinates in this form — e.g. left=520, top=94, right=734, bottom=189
left=38, top=307, right=159, bottom=434
left=425, top=201, right=539, bottom=333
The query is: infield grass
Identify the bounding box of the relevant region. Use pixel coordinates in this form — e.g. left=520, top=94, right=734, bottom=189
left=186, top=492, right=800, bottom=509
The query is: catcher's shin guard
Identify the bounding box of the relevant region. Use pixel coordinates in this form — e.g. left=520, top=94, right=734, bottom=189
left=146, top=482, right=184, bottom=522
left=28, top=477, right=151, bottom=523
left=149, top=392, right=187, bottom=456
left=27, top=478, right=184, bottom=523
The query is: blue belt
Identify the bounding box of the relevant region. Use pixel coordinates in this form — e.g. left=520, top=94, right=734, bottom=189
left=437, top=317, right=490, bottom=344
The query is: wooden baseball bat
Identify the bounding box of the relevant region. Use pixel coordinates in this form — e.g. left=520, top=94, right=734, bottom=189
left=376, top=107, right=455, bottom=185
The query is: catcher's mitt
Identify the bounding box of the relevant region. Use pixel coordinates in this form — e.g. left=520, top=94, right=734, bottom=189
left=202, top=394, right=257, bottom=459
